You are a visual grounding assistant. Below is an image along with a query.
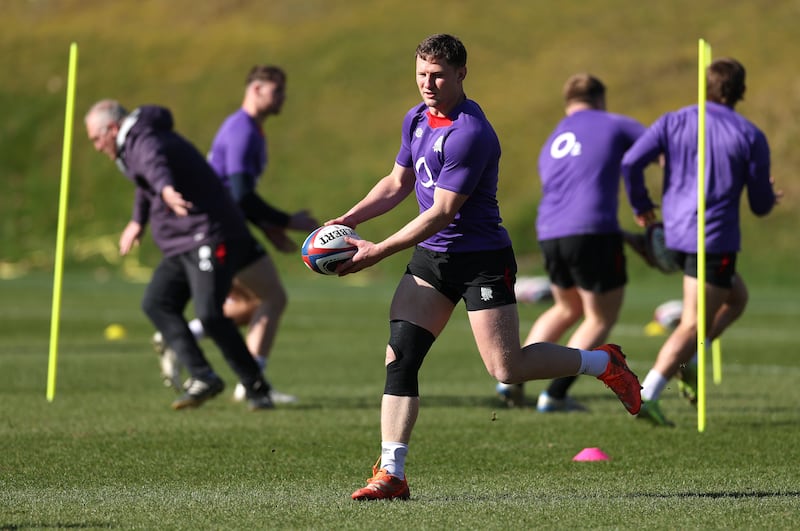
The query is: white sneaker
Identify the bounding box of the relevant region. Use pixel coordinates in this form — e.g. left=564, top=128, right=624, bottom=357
left=232, top=382, right=247, bottom=402
left=232, top=382, right=299, bottom=404
left=536, top=391, right=587, bottom=413
left=159, top=347, right=184, bottom=391
left=270, top=389, right=299, bottom=404
left=152, top=331, right=165, bottom=354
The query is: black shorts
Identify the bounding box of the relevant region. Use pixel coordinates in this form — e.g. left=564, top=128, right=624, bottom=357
left=539, top=233, right=627, bottom=293
left=673, top=251, right=737, bottom=288
left=229, top=234, right=267, bottom=274
left=406, top=246, right=517, bottom=311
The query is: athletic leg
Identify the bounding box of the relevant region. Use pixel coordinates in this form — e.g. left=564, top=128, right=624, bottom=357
left=142, top=257, right=215, bottom=379
left=523, top=286, right=583, bottom=346
left=233, top=254, right=287, bottom=363
left=381, top=274, right=454, bottom=444
left=222, top=280, right=259, bottom=328
left=650, top=276, right=731, bottom=382
left=708, top=273, right=748, bottom=340
left=522, top=286, right=583, bottom=403
left=182, top=244, right=264, bottom=391
left=471, top=304, right=640, bottom=414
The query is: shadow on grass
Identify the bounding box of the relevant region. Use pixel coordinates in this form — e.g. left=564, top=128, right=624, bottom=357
left=289, top=394, right=505, bottom=411
left=629, top=490, right=800, bottom=499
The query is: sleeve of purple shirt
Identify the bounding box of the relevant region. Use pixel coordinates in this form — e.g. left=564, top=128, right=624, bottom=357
left=395, top=107, right=418, bottom=168
left=621, top=119, right=662, bottom=215
left=745, top=129, right=775, bottom=216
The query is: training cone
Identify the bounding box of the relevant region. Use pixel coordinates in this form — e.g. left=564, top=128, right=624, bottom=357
left=644, top=320, right=668, bottom=337
left=572, top=447, right=610, bottom=462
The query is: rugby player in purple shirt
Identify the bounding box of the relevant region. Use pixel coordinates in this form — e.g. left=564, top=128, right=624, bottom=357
left=325, top=34, right=642, bottom=501
left=85, top=100, right=274, bottom=411
left=163, top=65, right=317, bottom=405
left=498, top=73, right=646, bottom=413
left=621, top=58, right=780, bottom=426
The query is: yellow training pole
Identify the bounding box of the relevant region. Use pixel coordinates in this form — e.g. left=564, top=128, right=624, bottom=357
left=696, top=38, right=711, bottom=431
left=47, top=42, right=79, bottom=402
left=712, top=337, right=722, bottom=384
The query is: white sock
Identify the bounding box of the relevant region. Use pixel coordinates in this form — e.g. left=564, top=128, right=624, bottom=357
left=578, top=349, right=609, bottom=376
left=380, top=441, right=408, bottom=478
left=641, top=370, right=668, bottom=401
left=188, top=318, right=205, bottom=341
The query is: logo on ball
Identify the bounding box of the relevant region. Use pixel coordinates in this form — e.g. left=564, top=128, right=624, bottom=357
left=301, top=224, right=360, bottom=275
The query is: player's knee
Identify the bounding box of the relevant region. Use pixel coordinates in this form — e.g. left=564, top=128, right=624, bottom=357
left=384, top=320, right=435, bottom=397
left=489, top=365, right=516, bottom=385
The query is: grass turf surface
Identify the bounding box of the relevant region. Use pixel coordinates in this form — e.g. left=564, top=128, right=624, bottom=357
left=1, top=271, right=798, bottom=530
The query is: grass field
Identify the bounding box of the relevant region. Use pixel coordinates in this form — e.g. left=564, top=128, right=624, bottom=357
left=1, top=269, right=798, bottom=529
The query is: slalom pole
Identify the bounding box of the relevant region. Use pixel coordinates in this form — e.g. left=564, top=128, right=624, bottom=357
left=696, top=38, right=711, bottom=432
left=712, top=337, right=722, bottom=384
left=47, top=42, right=79, bottom=402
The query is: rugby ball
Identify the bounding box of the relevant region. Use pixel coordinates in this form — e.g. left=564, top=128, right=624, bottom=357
left=654, top=299, right=683, bottom=329
left=645, top=223, right=680, bottom=274
left=514, top=275, right=553, bottom=304
left=623, top=223, right=679, bottom=274
left=301, top=224, right=360, bottom=275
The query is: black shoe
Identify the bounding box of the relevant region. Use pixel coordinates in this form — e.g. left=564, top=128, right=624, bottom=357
left=171, top=376, right=225, bottom=410
left=246, top=379, right=274, bottom=411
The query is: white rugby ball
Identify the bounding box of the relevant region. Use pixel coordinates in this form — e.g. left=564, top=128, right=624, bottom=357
left=514, top=275, right=553, bottom=304
left=654, top=299, right=683, bottom=329
left=301, top=224, right=360, bottom=275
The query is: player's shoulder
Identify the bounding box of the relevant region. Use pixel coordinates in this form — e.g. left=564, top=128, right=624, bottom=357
left=450, top=99, right=496, bottom=137
left=220, top=108, right=254, bottom=130
left=606, top=111, right=644, bottom=127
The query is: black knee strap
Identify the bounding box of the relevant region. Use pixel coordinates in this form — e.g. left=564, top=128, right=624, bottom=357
left=384, top=320, right=435, bottom=397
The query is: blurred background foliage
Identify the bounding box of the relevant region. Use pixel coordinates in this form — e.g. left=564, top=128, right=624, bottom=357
left=1, top=0, right=796, bottom=284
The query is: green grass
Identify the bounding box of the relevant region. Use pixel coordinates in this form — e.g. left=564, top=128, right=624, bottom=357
left=1, top=271, right=798, bottom=529
left=1, top=1, right=798, bottom=527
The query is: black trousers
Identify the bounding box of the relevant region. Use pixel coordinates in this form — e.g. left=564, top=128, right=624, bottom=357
left=141, top=239, right=264, bottom=390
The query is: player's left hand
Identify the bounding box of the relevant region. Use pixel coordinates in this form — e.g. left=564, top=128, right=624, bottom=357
left=335, top=237, right=380, bottom=276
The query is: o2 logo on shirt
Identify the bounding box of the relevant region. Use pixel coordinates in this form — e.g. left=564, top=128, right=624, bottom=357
left=415, top=157, right=435, bottom=188
left=550, top=132, right=582, bottom=159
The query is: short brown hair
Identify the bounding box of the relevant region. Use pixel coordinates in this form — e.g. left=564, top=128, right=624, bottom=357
left=416, top=34, right=467, bottom=68
left=706, top=58, right=746, bottom=106
left=246, top=65, right=286, bottom=86
left=563, top=73, right=605, bottom=105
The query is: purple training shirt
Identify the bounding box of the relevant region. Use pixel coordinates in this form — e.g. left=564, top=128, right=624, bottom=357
left=536, top=109, right=645, bottom=240
left=208, top=108, right=267, bottom=189
left=395, top=99, right=512, bottom=253
left=622, top=102, right=775, bottom=253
